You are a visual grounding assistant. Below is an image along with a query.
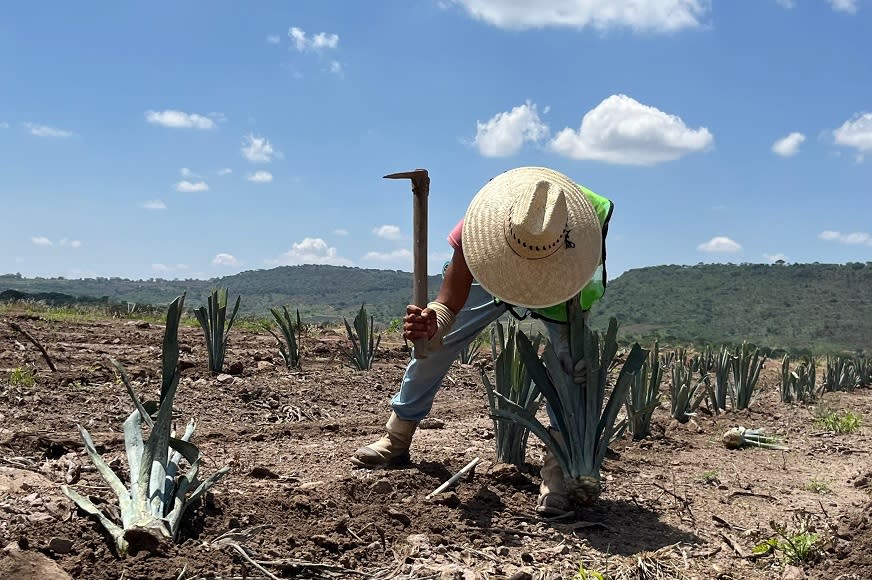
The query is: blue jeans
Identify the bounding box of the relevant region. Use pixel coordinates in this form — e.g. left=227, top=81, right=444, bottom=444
left=390, top=284, right=570, bottom=428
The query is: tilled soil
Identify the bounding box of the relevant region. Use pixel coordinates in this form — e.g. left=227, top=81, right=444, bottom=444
left=0, top=310, right=870, bottom=579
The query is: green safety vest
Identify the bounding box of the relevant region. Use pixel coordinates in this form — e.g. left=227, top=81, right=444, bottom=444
left=527, top=185, right=613, bottom=322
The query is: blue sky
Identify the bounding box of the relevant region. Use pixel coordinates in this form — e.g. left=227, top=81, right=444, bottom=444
left=1, top=0, right=870, bottom=282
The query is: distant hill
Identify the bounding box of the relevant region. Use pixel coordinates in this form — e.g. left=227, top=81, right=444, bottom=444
left=589, top=262, right=872, bottom=353
left=0, top=266, right=442, bottom=323
left=3, top=262, right=871, bottom=352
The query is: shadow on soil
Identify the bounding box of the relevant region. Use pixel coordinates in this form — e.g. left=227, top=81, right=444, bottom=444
left=567, top=499, right=700, bottom=556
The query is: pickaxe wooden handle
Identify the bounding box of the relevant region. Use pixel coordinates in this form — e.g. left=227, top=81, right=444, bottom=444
left=384, top=169, right=430, bottom=359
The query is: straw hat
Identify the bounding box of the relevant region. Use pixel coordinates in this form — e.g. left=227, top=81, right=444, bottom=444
left=462, top=167, right=602, bottom=308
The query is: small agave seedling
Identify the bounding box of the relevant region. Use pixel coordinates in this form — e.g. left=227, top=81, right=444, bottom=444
left=266, top=305, right=302, bottom=369
left=342, top=303, right=381, bottom=370
left=493, top=299, right=647, bottom=506
left=62, top=295, right=229, bottom=557
left=194, top=288, right=241, bottom=373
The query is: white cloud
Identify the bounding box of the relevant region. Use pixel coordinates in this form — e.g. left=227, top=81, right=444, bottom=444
left=0, top=121, right=9, bottom=129
left=180, top=167, right=201, bottom=179
left=373, top=225, right=403, bottom=240
left=473, top=101, right=549, bottom=157
left=328, top=61, right=344, bottom=77
left=59, top=238, right=82, bottom=249
left=266, top=34, right=281, bottom=44
left=697, top=236, right=742, bottom=253
left=31, top=236, right=53, bottom=246
left=550, top=94, right=713, bottom=165
left=289, top=27, right=340, bottom=52
left=217, top=168, right=233, bottom=176
left=145, top=109, right=216, bottom=130
left=333, top=228, right=349, bottom=236
left=819, top=230, right=872, bottom=245
left=25, top=123, right=74, bottom=138
left=362, top=248, right=413, bottom=267
left=312, top=32, right=339, bottom=49
left=827, top=0, right=858, bottom=13
left=289, top=27, right=307, bottom=50
left=212, top=253, right=241, bottom=266
left=772, top=132, right=805, bottom=157
left=246, top=170, right=273, bottom=183
left=175, top=180, right=209, bottom=192
left=450, top=0, right=709, bottom=32
left=268, top=237, right=354, bottom=266
left=142, top=199, right=167, bottom=210
left=241, top=134, right=276, bottom=163
left=833, top=113, right=872, bottom=159
left=763, top=253, right=788, bottom=263
left=775, top=0, right=794, bottom=7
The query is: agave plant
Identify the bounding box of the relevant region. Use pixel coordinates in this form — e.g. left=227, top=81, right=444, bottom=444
left=713, top=345, right=733, bottom=412
left=481, top=320, right=543, bottom=467
left=855, top=356, right=871, bottom=388
left=193, top=288, right=241, bottom=373
left=824, top=355, right=858, bottom=392
left=492, top=301, right=647, bottom=506
left=61, top=295, right=229, bottom=557
left=781, top=354, right=793, bottom=403
left=458, top=329, right=489, bottom=365
left=689, top=345, right=714, bottom=376
left=669, top=359, right=708, bottom=422
left=794, top=356, right=820, bottom=402
left=342, top=303, right=381, bottom=370
left=266, top=305, right=302, bottom=369
left=732, top=341, right=766, bottom=410
left=625, top=341, right=663, bottom=440
left=781, top=354, right=818, bottom=403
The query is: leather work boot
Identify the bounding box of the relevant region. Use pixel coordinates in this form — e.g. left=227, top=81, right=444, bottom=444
left=351, top=412, right=418, bottom=467
left=537, top=433, right=573, bottom=517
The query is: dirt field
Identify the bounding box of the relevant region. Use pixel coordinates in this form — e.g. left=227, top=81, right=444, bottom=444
left=1, top=309, right=870, bottom=579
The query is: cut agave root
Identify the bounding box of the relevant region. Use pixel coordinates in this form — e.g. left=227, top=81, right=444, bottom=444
left=722, top=426, right=788, bottom=451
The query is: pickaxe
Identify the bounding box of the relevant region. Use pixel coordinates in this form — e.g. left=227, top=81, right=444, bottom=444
left=384, top=168, right=430, bottom=359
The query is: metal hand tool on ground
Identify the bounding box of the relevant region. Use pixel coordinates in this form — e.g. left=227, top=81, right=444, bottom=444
left=384, top=168, right=430, bottom=359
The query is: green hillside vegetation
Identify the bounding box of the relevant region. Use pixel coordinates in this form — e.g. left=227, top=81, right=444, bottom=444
left=0, top=266, right=442, bottom=323
left=589, top=262, right=872, bottom=353
left=3, top=262, right=871, bottom=352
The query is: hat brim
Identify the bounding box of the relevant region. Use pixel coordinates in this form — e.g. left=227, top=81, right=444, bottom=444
left=462, top=167, right=602, bottom=309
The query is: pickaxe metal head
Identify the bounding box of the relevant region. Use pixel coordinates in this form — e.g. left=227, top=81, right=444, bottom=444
left=384, top=169, right=430, bottom=196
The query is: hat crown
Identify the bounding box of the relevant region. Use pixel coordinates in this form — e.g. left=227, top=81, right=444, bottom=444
left=506, top=180, right=569, bottom=260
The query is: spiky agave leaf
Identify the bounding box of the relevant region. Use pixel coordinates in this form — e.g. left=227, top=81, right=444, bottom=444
left=482, top=319, right=543, bottom=466
left=732, top=341, right=766, bottom=410
left=164, top=431, right=231, bottom=538
left=625, top=341, right=663, bottom=440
